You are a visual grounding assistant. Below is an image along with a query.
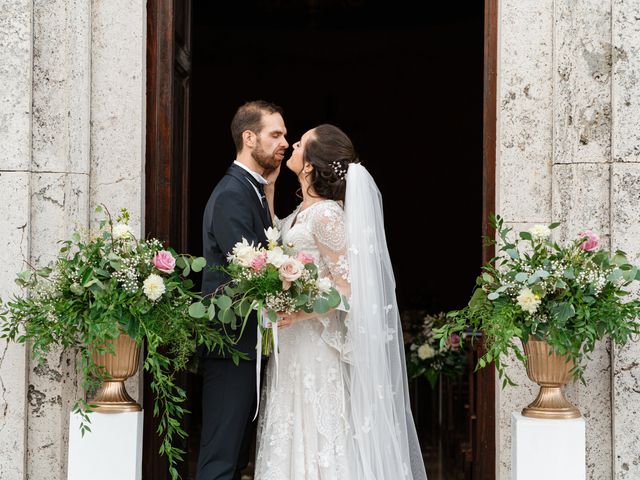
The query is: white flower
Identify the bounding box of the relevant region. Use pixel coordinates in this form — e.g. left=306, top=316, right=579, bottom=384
left=264, top=226, right=280, bottom=249
left=143, top=273, right=165, bottom=301
left=232, top=238, right=260, bottom=267
left=266, top=246, right=286, bottom=268
left=529, top=224, right=551, bottom=240
left=113, top=223, right=133, bottom=240
left=417, top=343, right=436, bottom=360
left=316, top=277, right=332, bottom=294
left=517, top=287, right=542, bottom=314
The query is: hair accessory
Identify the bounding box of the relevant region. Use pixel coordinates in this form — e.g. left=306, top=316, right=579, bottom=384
left=331, top=160, right=347, bottom=181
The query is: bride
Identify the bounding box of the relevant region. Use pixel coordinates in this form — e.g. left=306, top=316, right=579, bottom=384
left=254, top=124, right=427, bottom=480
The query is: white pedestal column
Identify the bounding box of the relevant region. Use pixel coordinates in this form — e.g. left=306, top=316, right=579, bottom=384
left=68, top=411, right=144, bottom=480
left=511, top=412, right=585, bottom=480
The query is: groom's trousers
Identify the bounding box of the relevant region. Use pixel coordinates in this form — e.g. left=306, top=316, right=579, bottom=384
left=196, top=358, right=257, bottom=480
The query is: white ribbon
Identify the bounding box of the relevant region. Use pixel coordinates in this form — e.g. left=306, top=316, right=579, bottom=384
left=253, top=308, right=279, bottom=420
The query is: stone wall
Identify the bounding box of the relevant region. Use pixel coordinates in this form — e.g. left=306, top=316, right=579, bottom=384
left=497, top=0, right=640, bottom=478
left=0, top=1, right=145, bottom=478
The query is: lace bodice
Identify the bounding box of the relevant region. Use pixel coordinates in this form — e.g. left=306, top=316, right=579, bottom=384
left=279, top=199, right=350, bottom=292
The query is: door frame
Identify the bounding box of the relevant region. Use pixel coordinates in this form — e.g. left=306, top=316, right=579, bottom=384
left=144, top=1, right=499, bottom=477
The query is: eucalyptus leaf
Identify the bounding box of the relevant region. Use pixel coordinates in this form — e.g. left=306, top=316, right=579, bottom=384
left=191, top=257, right=206, bottom=273
left=188, top=302, right=207, bottom=319
left=216, top=295, right=232, bottom=311
left=313, top=297, right=330, bottom=314
left=506, top=248, right=519, bottom=260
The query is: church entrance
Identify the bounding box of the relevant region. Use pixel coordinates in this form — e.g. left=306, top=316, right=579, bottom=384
left=145, top=1, right=496, bottom=478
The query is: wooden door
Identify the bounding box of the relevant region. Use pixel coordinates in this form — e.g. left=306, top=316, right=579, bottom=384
left=145, top=0, right=498, bottom=478
left=145, top=0, right=193, bottom=478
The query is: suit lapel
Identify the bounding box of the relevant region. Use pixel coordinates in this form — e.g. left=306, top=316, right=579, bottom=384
left=225, top=164, right=272, bottom=232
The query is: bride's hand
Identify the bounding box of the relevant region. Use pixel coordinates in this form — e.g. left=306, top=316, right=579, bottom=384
left=275, top=310, right=316, bottom=329
left=264, top=163, right=281, bottom=188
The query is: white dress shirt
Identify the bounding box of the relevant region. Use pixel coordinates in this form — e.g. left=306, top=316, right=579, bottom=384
left=233, top=160, right=269, bottom=203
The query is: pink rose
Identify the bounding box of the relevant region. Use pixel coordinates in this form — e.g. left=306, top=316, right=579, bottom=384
left=296, top=251, right=315, bottom=265
left=279, top=258, right=303, bottom=290
left=250, top=252, right=268, bottom=271
left=447, top=334, right=461, bottom=351
left=578, top=230, right=600, bottom=252
left=152, top=250, right=176, bottom=273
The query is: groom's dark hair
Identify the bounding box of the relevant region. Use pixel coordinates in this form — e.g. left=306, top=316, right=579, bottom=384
left=231, top=100, right=283, bottom=153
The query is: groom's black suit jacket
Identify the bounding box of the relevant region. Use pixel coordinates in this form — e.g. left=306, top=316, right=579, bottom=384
left=201, top=163, right=271, bottom=360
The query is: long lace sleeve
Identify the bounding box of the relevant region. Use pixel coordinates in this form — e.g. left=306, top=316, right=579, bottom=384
left=309, top=201, right=351, bottom=307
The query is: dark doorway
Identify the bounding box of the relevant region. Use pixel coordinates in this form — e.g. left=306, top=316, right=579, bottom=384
left=146, top=1, right=494, bottom=479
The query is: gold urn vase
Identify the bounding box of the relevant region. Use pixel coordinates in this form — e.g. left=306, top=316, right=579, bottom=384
left=521, top=337, right=581, bottom=419
left=90, top=332, right=142, bottom=412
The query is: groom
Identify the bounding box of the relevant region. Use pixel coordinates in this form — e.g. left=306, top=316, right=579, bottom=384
left=196, top=100, right=288, bottom=480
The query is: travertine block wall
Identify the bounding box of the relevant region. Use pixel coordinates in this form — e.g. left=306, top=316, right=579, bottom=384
left=498, top=0, right=640, bottom=478
left=0, top=1, right=145, bottom=478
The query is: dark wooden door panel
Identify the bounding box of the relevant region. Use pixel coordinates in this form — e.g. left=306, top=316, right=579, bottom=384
left=145, top=0, right=193, bottom=478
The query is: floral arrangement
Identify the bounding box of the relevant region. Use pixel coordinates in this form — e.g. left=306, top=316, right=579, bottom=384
left=189, top=226, right=346, bottom=355
left=403, top=311, right=467, bottom=388
left=436, top=215, right=640, bottom=386
left=0, top=205, right=234, bottom=480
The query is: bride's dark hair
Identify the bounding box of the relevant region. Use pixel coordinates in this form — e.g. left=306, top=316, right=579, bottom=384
left=303, top=124, right=359, bottom=202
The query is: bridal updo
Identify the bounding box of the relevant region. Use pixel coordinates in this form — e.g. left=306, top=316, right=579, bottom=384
left=304, top=124, right=359, bottom=202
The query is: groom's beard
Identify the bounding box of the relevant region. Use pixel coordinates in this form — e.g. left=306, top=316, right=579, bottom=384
left=252, top=140, right=283, bottom=172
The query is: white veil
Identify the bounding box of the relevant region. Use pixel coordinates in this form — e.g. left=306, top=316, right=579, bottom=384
left=343, top=163, right=428, bottom=479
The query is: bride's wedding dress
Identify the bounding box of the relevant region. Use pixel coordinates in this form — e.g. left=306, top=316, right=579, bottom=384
left=255, top=199, right=352, bottom=480
left=255, top=164, right=427, bottom=480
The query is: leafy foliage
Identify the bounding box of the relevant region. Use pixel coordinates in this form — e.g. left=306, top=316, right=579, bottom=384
left=403, top=311, right=467, bottom=388
left=435, top=215, right=640, bottom=387
left=0, top=205, right=236, bottom=480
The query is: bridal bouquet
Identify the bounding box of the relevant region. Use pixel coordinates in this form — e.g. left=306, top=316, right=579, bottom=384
left=190, top=227, right=346, bottom=355
left=404, top=311, right=467, bottom=388
left=436, top=215, right=640, bottom=385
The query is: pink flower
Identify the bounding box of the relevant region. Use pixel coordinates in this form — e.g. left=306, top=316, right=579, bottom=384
left=578, top=230, right=600, bottom=252
left=250, top=252, right=268, bottom=271
left=296, top=251, right=315, bottom=265
left=152, top=250, right=176, bottom=273
left=447, top=334, right=461, bottom=351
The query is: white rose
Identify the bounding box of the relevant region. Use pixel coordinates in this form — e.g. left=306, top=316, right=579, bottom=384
left=316, top=277, right=332, bottom=294
left=143, top=273, right=166, bottom=301
left=113, top=223, right=133, bottom=240
left=232, top=238, right=260, bottom=267
left=529, top=224, right=551, bottom=240
left=264, top=226, right=280, bottom=248
left=417, top=343, right=436, bottom=360
left=267, top=246, right=286, bottom=268
left=517, top=287, right=542, bottom=314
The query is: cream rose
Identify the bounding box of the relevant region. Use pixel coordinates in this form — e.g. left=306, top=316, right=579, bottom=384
left=143, top=273, right=166, bottom=301
left=417, top=343, right=436, bottom=360
left=316, top=277, right=332, bottom=294
left=279, top=258, right=304, bottom=290
left=529, top=224, right=551, bottom=240
left=113, top=223, right=133, bottom=240
left=517, top=287, right=542, bottom=314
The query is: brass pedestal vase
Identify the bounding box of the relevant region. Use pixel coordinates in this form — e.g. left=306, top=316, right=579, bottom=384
left=90, top=332, right=142, bottom=412
left=521, top=337, right=581, bottom=419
